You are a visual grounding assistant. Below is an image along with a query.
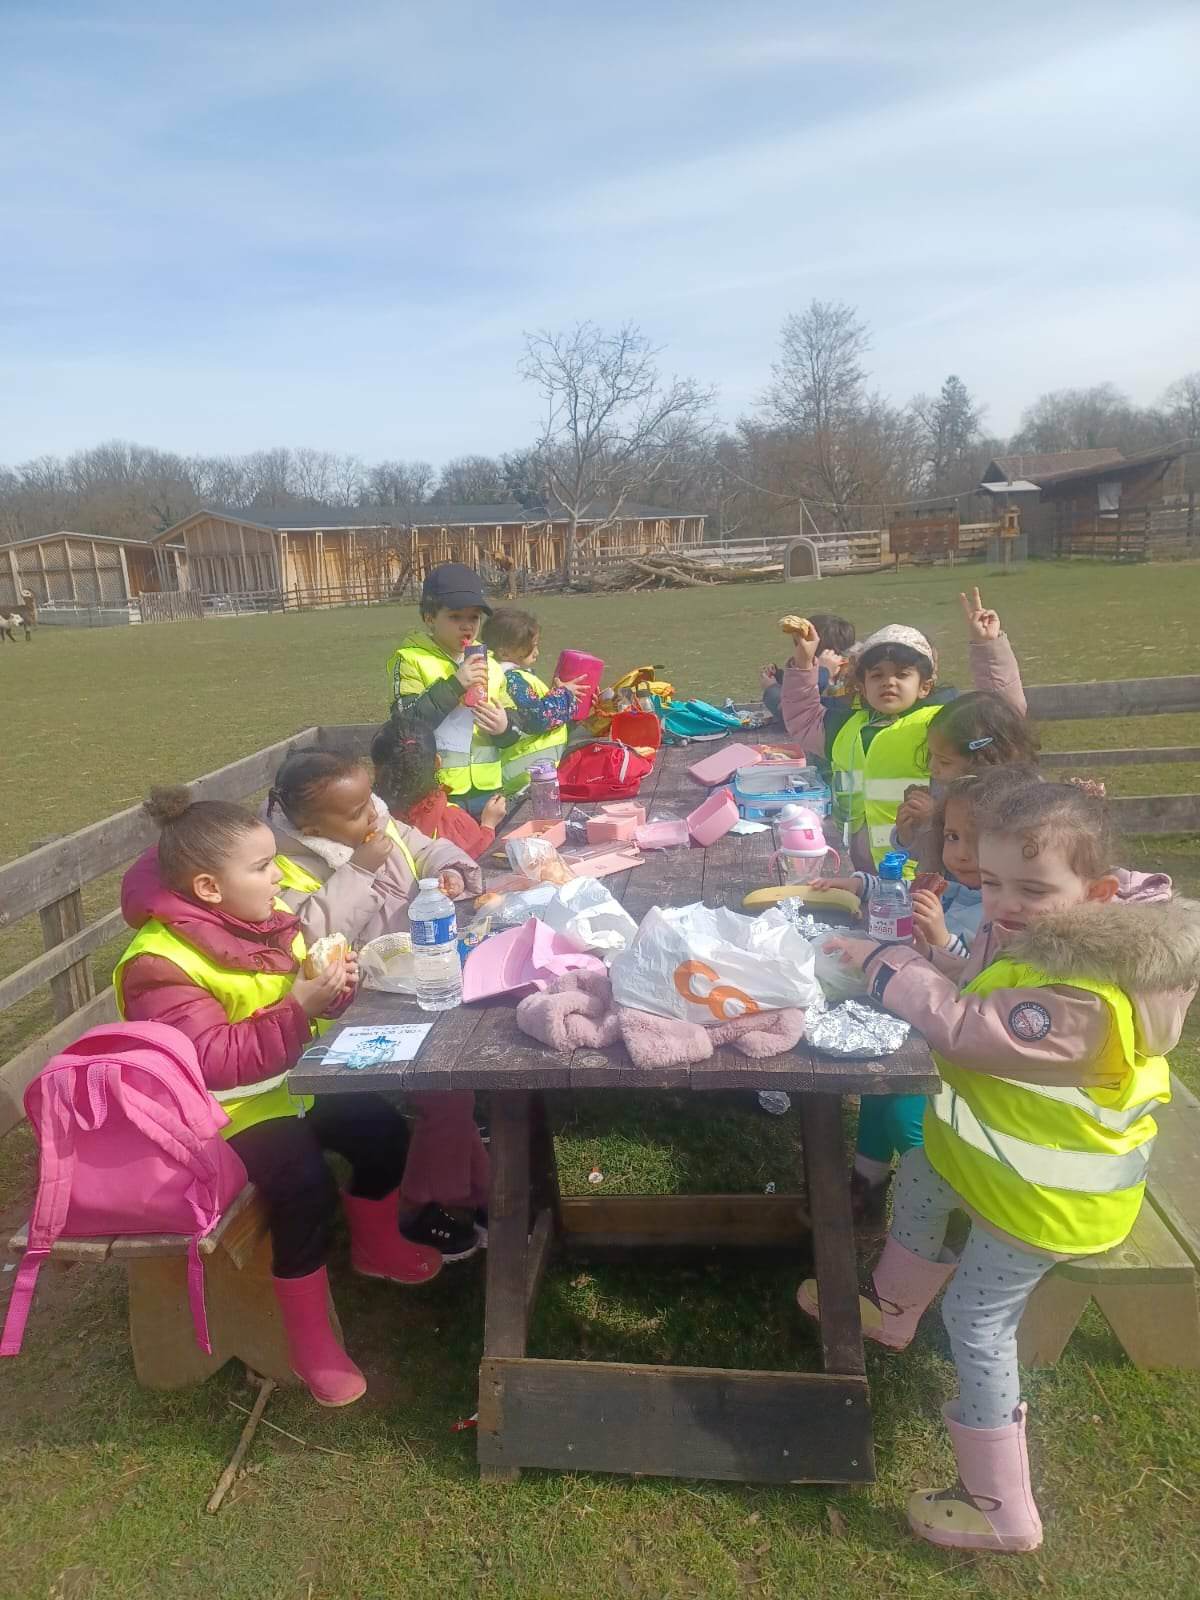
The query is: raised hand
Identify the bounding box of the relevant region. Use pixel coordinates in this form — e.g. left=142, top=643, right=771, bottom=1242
left=911, top=888, right=951, bottom=950
left=960, top=585, right=1001, bottom=641
left=350, top=830, right=395, bottom=873
left=481, top=793, right=508, bottom=830
left=472, top=699, right=509, bottom=735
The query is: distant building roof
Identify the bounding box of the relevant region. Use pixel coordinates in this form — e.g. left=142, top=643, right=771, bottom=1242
left=0, top=529, right=183, bottom=551
left=156, top=501, right=695, bottom=539
left=979, top=479, right=1041, bottom=495
left=984, top=449, right=1125, bottom=486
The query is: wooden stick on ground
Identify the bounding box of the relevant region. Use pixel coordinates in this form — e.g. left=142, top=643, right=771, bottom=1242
left=207, top=1374, right=276, bottom=1513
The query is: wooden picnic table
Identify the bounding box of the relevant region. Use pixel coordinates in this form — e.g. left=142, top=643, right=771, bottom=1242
left=289, top=738, right=938, bottom=1486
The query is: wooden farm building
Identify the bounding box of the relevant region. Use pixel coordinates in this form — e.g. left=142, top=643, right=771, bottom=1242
left=151, top=503, right=706, bottom=605
left=0, top=531, right=183, bottom=612
left=980, top=444, right=1193, bottom=557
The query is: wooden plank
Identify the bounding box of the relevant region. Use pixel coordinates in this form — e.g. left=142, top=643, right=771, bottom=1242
left=798, top=1093, right=865, bottom=1377
left=482, top=1092, right=532, bottom=1361
left=1106, top=794, right=1200, bottom=834
left=286, top=991, right=486, bottom=1096
left=0, top=726, right=320, bottom=929
left=1025, top=675, right=1200, bottom=721
left=0, top=990, right=118, bottom=1140
left=476, top=1358, right=873, bottom=1484
left=525, top=1207, right=555, bottom=1312
left=559, top=1193, right=810, bottom=1256
left=1054, top=1199, right=1193, bottom=1285
left=1040, top=746, right=1200, bottom=768
left=1146, top=1078, right=1200, bottom=1263
left=0, top=907, right=127, bottom=1013
left=38, top=887, right=97, bottom=1023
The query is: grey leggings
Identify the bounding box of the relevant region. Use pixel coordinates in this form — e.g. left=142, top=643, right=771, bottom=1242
left=892, top=1148, right=1055, bottom=1429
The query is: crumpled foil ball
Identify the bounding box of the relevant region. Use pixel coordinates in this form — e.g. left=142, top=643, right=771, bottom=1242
left=806, top=996, right=911, bottom=1058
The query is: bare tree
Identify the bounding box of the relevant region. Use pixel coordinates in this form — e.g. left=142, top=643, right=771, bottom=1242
left=520, top=321, right=715, bottom=582
left=1009, top=384, right=1161, bottom=454
left=1161, top=372, right=1200, bottom=443
left=430, top=454, right=512, bottom=505
left=763, top=300, right=869, bottom=435
left=362, top=459, right=434, bottom=508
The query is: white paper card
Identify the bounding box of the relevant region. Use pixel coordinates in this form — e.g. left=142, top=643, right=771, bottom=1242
left=436, top=704, right=476, bottom=756
left=323, top=1024, right=433, bottom=1068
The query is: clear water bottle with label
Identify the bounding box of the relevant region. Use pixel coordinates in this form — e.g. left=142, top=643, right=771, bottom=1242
left=867, top=852, right=913, bottom=944
left=409, top=879, right=463, bottom=1012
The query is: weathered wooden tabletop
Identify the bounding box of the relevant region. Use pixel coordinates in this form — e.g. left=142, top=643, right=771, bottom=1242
left=289, top=738, right=938, bottom=1100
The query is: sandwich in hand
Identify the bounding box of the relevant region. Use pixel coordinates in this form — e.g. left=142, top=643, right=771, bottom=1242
left=303, top=932, right=350, bottom=978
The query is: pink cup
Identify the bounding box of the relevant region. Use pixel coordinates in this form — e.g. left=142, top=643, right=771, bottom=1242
left=555, top=649, right=605, bottom=721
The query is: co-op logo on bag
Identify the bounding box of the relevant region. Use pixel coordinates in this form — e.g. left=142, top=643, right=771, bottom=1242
left=673, top=961, right=760, bottom=1022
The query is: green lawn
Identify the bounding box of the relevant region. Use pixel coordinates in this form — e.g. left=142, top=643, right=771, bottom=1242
left=2, top=561, right=1199, bottom=1600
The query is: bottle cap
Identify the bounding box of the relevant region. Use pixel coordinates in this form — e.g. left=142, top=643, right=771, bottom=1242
left=879, top=851, right=909, bottom=881
left=418, top=878, right=439, bottom=889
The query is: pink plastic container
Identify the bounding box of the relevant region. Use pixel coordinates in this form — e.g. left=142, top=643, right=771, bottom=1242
left=686, top=786, right=739, bottom=847
left=635, top=818, right=690, bottom=851
left=554, top=649, right=605, bottom=721
left=503, top=818, right=568, bottom=849
left=688, top=743, right=763, bottom=787
left=587, top=813, right=639, bottom=844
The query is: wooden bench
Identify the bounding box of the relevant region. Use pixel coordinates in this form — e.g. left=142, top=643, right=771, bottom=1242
left=4, top=1184, right=328, bottom=1390
left=1018, top=1077, right=1200, bottom=1371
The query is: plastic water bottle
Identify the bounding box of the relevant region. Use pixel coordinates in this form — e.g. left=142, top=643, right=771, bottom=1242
left=528, top=761, right=561, bottom=820
left=757, top=1091, right=792, bottom=1115
left=409, top=879, right=462, bottom=1012
left=867, top=852, right=913, bottom=943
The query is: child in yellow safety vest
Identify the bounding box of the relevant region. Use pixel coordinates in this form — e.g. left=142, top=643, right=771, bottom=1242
left=480, top=607, right=585, bottom=794
left=801, top=774, right=1200, bottom=1555
left=386, top=562, right=521, bottom=814
left=265, top=748, right=490, bottom=1264
left=780, top=587, right=1026, bottom=874
left=116, top=788, right=443, bottom=1410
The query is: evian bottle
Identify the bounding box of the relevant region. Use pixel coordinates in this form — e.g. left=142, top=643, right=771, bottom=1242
left=867, top=852, right=913, bottom=944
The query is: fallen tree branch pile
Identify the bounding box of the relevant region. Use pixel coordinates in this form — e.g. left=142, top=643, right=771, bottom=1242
left=571, top=553, right=784, bottom=593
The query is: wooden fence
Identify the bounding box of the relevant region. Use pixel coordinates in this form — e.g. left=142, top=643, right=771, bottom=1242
left=1, top=678, right=1198, bottom=1154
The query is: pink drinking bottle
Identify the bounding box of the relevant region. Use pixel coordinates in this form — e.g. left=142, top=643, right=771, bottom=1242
left=769, top=805, right=840, bottom=884
left=461, top=642, right=486, bottom=707
left=554, top=649, right=605, bottom=721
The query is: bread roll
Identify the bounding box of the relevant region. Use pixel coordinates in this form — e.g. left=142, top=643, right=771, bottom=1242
left=779, top=615, right=815, bottom=640
left=303, top=932, right=349, bottom=978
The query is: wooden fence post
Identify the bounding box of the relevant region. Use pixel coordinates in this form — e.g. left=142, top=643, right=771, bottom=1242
left=31, top=835, right=97, bottom=1022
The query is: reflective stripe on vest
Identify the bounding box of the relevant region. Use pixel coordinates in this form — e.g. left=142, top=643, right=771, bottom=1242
left=387, top=635, right=508, bottom=794
left=829, top=705, right=940, bottom=869
left=924, top=957, right=1170, bottom=1255
left=500, top=667, right=568, bottom=793
left=113, top=911, right=316, bottom=1137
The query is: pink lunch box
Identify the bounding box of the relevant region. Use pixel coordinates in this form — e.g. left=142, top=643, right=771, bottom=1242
left=688, top=743, right=764, bottom=786
left=686, top=786, right=739, bottom=846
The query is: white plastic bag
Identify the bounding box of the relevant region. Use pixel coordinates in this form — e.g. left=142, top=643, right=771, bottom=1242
left=610, top=904, right=820, bottom=1026
left=539, top=876, right=638, bottom=955
left=812, top=941, right=870, bottom=1003
left=359, top=933, right=416, bottom=994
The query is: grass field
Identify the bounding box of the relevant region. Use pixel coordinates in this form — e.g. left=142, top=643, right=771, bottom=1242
left=2, top=561, right=1199, bottom=1600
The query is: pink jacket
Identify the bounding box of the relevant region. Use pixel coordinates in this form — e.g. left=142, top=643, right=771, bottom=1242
left=863, top=875, right=1199, bottom=1092
left=265, top=795, right=483, bottom=947
left=117, top=848, right=350, bottom=1093
left=780, top=635, right=1027, bottom=758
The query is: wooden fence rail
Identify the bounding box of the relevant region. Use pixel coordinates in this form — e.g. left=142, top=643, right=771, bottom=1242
left=2, top=681, right=1199, bottom=1144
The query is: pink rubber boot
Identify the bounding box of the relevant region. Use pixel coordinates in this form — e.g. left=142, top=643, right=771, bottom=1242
left=272, top=1267, right=366, bottom=1407
left=343, top=1190, right=442, bottom=1285
left=796, top=1235, right=957, bottom=1351
left=907, top=1403, right=1043, bottom=1553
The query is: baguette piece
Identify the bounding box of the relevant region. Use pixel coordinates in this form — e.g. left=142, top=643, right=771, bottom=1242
left=303, top=932, right=349, bottom=978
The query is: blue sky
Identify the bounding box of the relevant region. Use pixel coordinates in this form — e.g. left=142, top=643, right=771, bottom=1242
left=2, top=0, right=1197, bottom=463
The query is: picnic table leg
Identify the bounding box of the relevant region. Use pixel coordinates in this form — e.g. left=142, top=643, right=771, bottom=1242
left=528, top=1091, right=561, bottom=1227
left=480, top=1090, right=532, bottom=1481
left=798, top=1092, right=866, bottom=1377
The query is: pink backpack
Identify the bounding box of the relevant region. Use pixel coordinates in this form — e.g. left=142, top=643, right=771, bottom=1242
left=1, top=1021, right=248, bottom=1359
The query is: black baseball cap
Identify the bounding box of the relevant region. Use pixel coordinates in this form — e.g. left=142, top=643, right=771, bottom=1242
left=420, top=562, right=492, bottom=615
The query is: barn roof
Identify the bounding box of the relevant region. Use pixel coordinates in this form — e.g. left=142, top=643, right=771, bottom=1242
left=154, top=501, right=695, bottom=539
left=985, top=449, right=1125, bottom=485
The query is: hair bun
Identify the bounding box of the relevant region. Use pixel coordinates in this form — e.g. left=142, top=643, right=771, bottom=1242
left=143, top=785, right=194, bottom=827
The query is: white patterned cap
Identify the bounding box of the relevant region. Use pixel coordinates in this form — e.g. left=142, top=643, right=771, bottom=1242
left=855, top=624, right=936, bottom=669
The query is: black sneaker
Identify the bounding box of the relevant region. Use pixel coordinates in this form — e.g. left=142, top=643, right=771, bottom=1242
left=400, top=1202, right=480, bottom=1262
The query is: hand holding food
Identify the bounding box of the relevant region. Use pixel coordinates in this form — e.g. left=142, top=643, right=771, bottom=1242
left=351, top=829, right=394, bottom=873
left=911, top=888, right=951, bottom=949
left=439, top=869, right=467, bottom=899
left=294, top=934, right=350, bottom=1017
left=303, top=932, right=349, bottom=978
left=472, top=699, right=509, bottom=735
left=911, top=871, right=948, bottom=897
left=779, top=615, right=815, bottom=640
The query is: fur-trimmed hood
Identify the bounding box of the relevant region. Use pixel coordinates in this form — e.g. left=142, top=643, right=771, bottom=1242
left=1006, top=895, right=1200, bottom=995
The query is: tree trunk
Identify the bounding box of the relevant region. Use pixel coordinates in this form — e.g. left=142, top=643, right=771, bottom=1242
left=562, top=515, right=579, bottom=590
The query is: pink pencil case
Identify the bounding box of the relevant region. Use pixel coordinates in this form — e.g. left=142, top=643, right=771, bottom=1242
left=688, top=743, right=764, bottom=786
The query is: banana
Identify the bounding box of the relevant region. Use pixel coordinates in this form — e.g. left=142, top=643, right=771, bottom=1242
left=742, top=885, right=860, bottom=915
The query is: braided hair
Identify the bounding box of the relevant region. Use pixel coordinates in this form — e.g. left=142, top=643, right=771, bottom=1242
left=369, top=715, right=439, bottom=815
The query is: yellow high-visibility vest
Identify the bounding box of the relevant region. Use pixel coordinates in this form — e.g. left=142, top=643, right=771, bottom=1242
left=114, top=907, right=318, bottom=1138
left=498, top=666, right=568, bottom=794
left=924, top=957, right=1170, bottom=1255
left=830, top=704, right=940, bottom=870
left=386, top=631, right=511, bottom=796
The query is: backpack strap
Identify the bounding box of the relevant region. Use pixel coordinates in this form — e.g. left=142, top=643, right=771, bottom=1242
left=100, top=1066, right=221, bottom=1354
left=1, top=1077, right=77, bottom=1357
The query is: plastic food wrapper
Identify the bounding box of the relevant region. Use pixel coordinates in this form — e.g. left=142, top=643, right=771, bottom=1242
left=610, top=903, right=820, bottom=1026
left=537, top=875, right=638, bottom=955
left=806, top=998, right=910, bottom=1059
left=504, top=835, right=573, bottom=885
left=773, top=907, right=870, bottom=1003
left=358, top=933, right=415, bottom=994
